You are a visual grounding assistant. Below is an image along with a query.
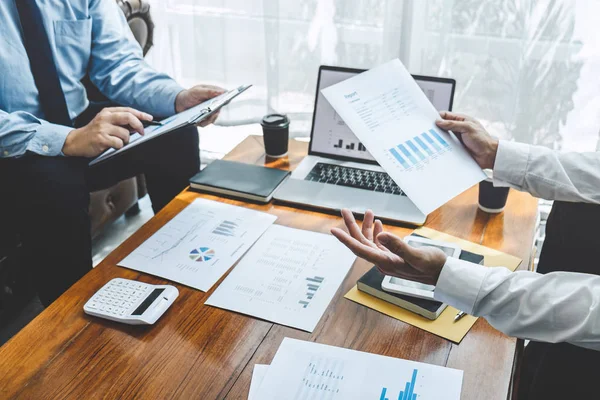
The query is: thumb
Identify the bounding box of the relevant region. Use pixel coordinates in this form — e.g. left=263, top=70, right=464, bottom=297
left=435, top=119, right=472, bottom=134
left=377, top=233, right=418, bottom=262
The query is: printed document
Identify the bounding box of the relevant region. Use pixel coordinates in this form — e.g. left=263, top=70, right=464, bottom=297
left=205, top=225, right=356, bottom=332
left=118, top=198, right=276, bottom=291
left=255, top=338, right=463, bottom=399
left=248, top=365, right=269, bottom=400
left=322, top=59, right=485, bottom=214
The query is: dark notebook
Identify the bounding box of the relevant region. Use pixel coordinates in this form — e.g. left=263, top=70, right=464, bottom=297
left=357, top=234, right=485, bottom=320
left=189, top=160, right=290, bottom=203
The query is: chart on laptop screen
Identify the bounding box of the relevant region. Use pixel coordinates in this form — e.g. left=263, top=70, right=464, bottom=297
left=311, top=69, right=378, bottom=162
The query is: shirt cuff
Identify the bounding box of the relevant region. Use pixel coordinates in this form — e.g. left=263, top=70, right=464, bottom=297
left=433, top=257, right=490, bottom=314
left=26, top=121, right=72, bottom=156
left=492, top=140, right=530, bottom=189
left=151, top=80, right=185, bottom=118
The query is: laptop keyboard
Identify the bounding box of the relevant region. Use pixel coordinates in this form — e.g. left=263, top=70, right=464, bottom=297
left=305, top=163, right=405, bottom=196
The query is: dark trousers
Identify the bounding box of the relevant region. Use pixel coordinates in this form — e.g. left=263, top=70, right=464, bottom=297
left=0, top=111, right=199, bottom=307
left=517, top=201, right=600, bottom=400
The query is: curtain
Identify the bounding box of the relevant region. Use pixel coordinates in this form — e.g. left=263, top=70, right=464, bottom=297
left=146, top=0, right=600, bottom=151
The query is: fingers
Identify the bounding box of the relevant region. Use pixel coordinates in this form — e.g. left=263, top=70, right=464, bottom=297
left=438, top=111, right=473, bottom=122
left=373, top=220, right=385, bottom=249
left=376, top=232, right=418, bottom=264
left=362, top=210, right=374, bottom=241
left=436, top=111, right=481, bottom=134
left=108, top=112, right=145, bottom=136
left=340, top=209, right=370, bottom=245
left=105, top=107, right=152, bottom=121
left=435, top=119, right=473, bottom=134
left=105, top=126, right=131, bottom=146
left=331, top=228, right=388, bottom=264
left=104, top=134, right=125, bottom=150
left=197, top=84, right=226, bottom=93
left=199, top=111, right=220, bottom=127
left=191, top=85, right=226, bottom=99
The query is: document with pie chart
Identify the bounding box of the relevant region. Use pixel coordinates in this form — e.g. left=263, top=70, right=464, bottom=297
left=118, top=198, right=277, bottom=291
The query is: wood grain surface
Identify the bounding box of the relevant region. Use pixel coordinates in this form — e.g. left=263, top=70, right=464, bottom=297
left=0, top=136, right=538, bottom=400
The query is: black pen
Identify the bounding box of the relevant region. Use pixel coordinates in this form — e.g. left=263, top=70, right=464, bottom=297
left=142, top=120, right=163, bottom=127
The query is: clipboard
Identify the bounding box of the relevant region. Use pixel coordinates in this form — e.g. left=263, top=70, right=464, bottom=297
left=89, top=84, right=252, bottom=166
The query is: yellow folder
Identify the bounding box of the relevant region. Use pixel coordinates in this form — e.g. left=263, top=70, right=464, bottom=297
left=344, top=227, right=523, bottom=343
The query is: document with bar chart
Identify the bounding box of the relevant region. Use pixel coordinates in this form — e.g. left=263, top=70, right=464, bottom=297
left=205, top=225, right=356, bottom=332
left=255, top=338, right=463, bottom=399
left=118, top=198, right=277, bottom=291
left=322, top=59, right=485, bottom=214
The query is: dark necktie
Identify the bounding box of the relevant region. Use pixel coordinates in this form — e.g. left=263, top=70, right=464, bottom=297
left=15, top=0, right=72, bottom=126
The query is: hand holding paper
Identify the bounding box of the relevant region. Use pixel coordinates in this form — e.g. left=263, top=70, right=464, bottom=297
left=435, top=111, right=500, bottom=169
left=322, top=59, right=485, bottom=214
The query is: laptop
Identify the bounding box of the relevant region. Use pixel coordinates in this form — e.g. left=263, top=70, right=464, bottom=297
left=274, top=65, right=456, bottom=225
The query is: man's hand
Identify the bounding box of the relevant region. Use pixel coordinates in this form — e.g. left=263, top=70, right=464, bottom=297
left=331, top=209, right=447, bottom=285
left=175, top=84, right=226, bottom=127
left=62, top=107, right=152, bottom=158
left=435, top=111, right=499, bottom=169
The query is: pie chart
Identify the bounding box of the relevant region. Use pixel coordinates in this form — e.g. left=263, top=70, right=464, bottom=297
left=189, top=247, right=216, bottom=262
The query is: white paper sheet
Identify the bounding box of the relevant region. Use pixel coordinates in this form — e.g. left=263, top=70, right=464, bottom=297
left=248, top=365, right=269, bottom=400
left=205, top=225, right=356, bottom=332
left=322, top=59, right=486, bottom=214
left=256, top=338, right=463, bottom=400
left=118, top=198, right=277, bottom=291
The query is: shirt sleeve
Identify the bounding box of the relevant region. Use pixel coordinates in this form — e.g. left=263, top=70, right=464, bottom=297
left=87, top=0, right=184, bottom=118
left=434, top=258, right=600, bottom=351
left=0, top=109, right=72, bottom=158
left=493, top=140, right=600, bottom=204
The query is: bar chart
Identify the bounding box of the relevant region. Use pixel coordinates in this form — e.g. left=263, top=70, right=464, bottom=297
left=333, top=139, right=368, bottom=152
left=255, top=338, right=463, bottom=399
left=379, top=369, right=419, bottom=400
left=388, top=129, right=451, bottom=171
left=294, top=356, right=345, bottom=397
left=299, top=276, right=325, bottom=308
left=212, top=220, right=238, bottom=237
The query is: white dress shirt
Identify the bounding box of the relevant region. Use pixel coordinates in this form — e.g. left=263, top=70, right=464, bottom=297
left=433, top=140, right=600, bottom=351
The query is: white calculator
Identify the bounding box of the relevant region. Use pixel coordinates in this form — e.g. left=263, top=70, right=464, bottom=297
left=84, top=278, right=179, bottom=325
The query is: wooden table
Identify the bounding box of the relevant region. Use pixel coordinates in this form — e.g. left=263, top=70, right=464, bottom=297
left=0, top=136, right=538, bottom=400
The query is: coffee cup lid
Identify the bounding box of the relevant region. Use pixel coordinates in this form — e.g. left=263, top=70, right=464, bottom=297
left=261, top=114, right=289, bottom=128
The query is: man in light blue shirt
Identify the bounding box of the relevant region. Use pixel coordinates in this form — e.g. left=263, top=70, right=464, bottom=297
left=0, top=0, right=224, bottom=306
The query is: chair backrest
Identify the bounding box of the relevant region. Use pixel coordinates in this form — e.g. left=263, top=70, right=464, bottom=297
left=117, top=0, right=154, bottom=55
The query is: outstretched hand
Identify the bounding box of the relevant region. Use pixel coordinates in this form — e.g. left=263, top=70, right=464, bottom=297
left=330, top=209, right=447, bottom=285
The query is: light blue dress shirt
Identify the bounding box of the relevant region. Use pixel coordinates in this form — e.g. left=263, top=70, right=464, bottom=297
left=0, top=0, right=184, bottom=158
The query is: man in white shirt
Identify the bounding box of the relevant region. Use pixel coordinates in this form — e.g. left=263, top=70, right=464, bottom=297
left=331, top=111, right=600, bottom=400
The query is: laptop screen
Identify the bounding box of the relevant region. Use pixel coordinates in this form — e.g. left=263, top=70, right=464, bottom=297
left=309, top=67, right=455, bottom=164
